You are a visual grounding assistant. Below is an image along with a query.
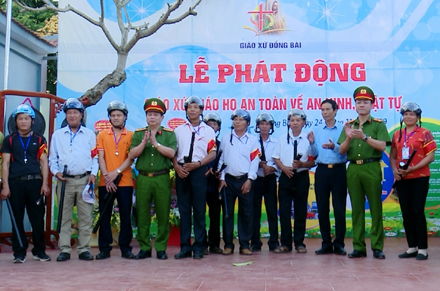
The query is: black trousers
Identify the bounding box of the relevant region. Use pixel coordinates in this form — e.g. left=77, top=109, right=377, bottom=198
left=278, top=171, right=309, bottom=249
left=251, top=174, right=279, bottom=250
left=315, top=164, right=347, bottom=249
left=175, top=166, right=207, bottom=252
left=98, top=186, right=133, bottom=253
left=396, top=176, right=430, bottom=249
left=8, top=178, right=45, bottom=257
left=206, top=189, right=222, bottom=248
left=223, top=175, right=254, bottom=250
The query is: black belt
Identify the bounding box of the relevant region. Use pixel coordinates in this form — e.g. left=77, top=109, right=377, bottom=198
left=139, top=170, right=169, bottom=177
left=66, top=171, right=91, bottom=179
left=226, top=174, right=248, bottom=180
left=349, top=158, right=381, bottom=165
left=13, top=174, right=42, bottom=181
left=317, top=163, right=346, bottom=169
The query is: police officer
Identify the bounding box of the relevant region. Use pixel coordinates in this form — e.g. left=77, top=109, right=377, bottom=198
left=1, top=105, right=51, bottom=263
left=95, top=100, right=135, bottom=260
left=338, top=86, right=391, bottom=259
left=129, top=98, right=176, bottom=260
left=203, top=113, right=223, bottom=254
left=218, top=109, right=260, bottom=256
left=173, top=96, right=216, bottom=259
left=251, top=113, right=280, bottom=252
left=273, top=109, right=316, bottom=254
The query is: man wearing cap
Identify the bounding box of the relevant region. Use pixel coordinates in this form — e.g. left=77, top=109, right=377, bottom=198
left=1, top=104, right=51, bottom=263
left=218, top=109, right=260, bottom=256
left=173, top=96, right=216, bottom=260
left=251, top=113, right=280, bottom=252
left=338, top=86, right=391, bottom=259
left=95, top=100, right=135, bottom=260
left=49, top=98, right=99, bottom=262
left=309, top=99, right=347, bottom=256
left=129, top=98, right=176, bottom=260
left=273, top=109, right=316, bottom=254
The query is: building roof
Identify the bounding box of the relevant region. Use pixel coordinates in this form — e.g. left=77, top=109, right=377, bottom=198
left=0, top=7, right=57, bottom=54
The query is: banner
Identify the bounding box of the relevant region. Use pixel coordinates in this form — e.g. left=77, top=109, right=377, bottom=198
left=57, top=0, right=440, bottom=238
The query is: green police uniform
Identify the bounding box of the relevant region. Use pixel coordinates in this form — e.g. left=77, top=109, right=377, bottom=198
left=131, top=126, right=177, bottom=252
left=338, top=115, right=391, bottom=253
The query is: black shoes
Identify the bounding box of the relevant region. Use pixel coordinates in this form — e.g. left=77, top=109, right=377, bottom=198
left=32, top=252, right=51, bottom=262
left=79, top=251, right=94, bottom=261
left=372, top=249, right=386, bottom=259
left=174, top=250, right=192, bottom=259
left=96, top=251, right=111, bottom=260
left=56, top=252, right=71, bottom=262
left=157, top=251, right=168, bottom=260
left=251, top=246, right=262, bottom=252
left=209, top=246, right=223, bottom=254
left=203, top=248, right=209, bottom=255
left=13, top=254, right=26, bottom=263
left=315, top=247, right=333, bottom=255
left=193, top=251, right=204, bottom=259
left=122, top=251, right=135, bottom=259
left=333, top=247, right=347, bottom=256
left=135, top=250, right=152, bottom=259
left=348, top=250, right=367, bottom=258
left=416, top=253, right=428, bottom=260
left=398, top=251, right=418, bottom=259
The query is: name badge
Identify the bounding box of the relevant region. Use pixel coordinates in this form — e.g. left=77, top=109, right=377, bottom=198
left=402, top=147, right=410, bottom=160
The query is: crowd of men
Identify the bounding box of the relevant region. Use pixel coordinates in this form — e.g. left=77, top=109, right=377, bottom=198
left=0, top=85, right=436, bottom=263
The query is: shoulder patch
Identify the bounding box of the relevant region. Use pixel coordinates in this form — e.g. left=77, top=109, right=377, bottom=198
left=373, top=118, right=383, bottom=122
left=163, top=127, right=173, bottom=132
left=135, top=127, right=147, bottom=132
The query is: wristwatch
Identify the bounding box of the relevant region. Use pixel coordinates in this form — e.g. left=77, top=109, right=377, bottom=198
left=363, top=134, right=368, bottom=141
left=116, top=169, right=122, bottom=174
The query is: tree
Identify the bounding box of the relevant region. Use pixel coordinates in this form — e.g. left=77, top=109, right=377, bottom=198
left=14, top=0, right=203, bottom=107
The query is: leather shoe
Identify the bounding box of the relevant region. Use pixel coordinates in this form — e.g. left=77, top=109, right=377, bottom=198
left=239, top=248, right=253, bottom=255
left=372, top=249, right=386, bottom=259
left=193, top=251, right=204, bottom=259
left=398, top=251, right=418, bottom=258
left=222, top=248, right=234, bottom=255
left=416, top=253, right=428, bottom=260
left=157, top=251, right=168, bottom=260
left=95, top=251, right=111, bottom=260
left=348, top=250, right=367, bottom=258
left=56, top=252, right=70, bottom=262
left=209, top=246, right=223, bottom=254
left=135, top=250, right=151, bottom=259
left=315, top=247, right=333, bottom=255
left=174, top=250, right=192, bottom=259
left=251, top=246, right=261, bottom=252
left=295, top=246, right=307, bottom=253
left=121, top=251, right=135, bottom=259
left=333, top=247, right=347, bottom=256
left=79, top=251, right=94, bottom=261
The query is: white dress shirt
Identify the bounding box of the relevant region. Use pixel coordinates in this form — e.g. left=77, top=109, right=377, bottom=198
left=174, top=121, right=216, bottom=163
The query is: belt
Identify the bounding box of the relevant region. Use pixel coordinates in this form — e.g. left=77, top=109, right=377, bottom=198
left=226, top=174, right=248, bottom=180
left=65, top=171, right=91, bottom=179
left=13, top=174, right=42, bottom=181
left=317, top=163, right=346, bottom=169
left=139, top=169, right=169, bottom=177
left=349, top=158, right=381, bottom=165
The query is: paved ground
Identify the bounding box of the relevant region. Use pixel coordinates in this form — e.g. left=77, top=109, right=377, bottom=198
left=0, top=237, right=439, bottom=291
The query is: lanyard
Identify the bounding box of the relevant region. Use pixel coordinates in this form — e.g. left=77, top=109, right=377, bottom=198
left=18, top=134, right=32, bottom=163
left=188, top=122, right=201, bottom=135
left=404, top=127, right=416, bottom=147
left=69, top=125, right=80, bottom=151
left=112, top=129, right=123, bottom=156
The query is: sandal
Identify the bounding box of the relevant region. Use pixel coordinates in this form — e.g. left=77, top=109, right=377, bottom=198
left=296, top=246, right=307, bottom=253
left=274, top=246, right=291, bottom=253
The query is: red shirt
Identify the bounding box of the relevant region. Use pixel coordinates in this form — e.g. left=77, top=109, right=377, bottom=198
left=391, top=126, right=437, bottom=179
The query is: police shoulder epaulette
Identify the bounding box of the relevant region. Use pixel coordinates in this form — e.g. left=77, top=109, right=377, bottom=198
left=162, top=127, right=173, bottom=132
left=373, top=118, right=383, bottom=122
left=135, top=127, right=147, bottom=132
